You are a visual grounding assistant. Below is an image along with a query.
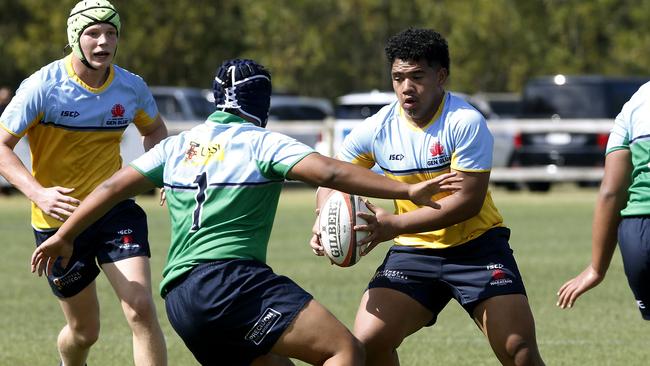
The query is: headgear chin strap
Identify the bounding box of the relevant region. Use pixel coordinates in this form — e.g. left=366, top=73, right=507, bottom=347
left=213, top=59, right=272, bottom=127
left=67, top=0, right=121, bottom=70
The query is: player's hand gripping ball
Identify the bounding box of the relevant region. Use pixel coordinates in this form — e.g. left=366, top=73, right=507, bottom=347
left=318, top=191, right=371, bottom=267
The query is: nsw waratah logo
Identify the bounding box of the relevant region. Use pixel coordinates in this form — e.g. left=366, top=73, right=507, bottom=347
left=492, top=269, right=507, bottom=280
left=426, top=141, right=450, bottom=167
left=111, top=104, right=125, bottom=118
left=489, top=268, right=513, bottom=286
left=106, top=103, right=129, bottom=126
left=430, top=142, right=444, bottom=157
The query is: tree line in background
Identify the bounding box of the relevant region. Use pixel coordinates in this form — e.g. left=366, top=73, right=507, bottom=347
left=1, top=0, right=649, bottom=100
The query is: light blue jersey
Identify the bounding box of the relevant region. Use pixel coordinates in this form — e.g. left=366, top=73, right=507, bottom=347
left=339, top=92, right=503, bottom=249
left=606, top=81, right=650, bottom=216
left=0, top=55, right=158, bottom=229
left=130, top=111, right=314, bottom=295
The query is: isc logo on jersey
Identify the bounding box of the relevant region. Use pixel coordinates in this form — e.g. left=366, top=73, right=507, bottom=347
left=318, top=191, right=371, bottom=267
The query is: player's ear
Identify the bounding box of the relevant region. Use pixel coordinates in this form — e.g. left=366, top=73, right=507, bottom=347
left=436, top=66, right=448, bottom=85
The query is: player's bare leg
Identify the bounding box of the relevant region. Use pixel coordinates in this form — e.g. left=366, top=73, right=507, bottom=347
left=57, top=281, right=100, bottom=366
left=473, top=294, right=545, bottom=366
left=353, top=288, right=433, bottom=366
left=260, top=299, right=364, bottom=366
left=103, top=257, right=167, bottom=366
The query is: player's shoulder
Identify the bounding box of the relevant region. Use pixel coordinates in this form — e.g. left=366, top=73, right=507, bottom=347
left=359, top=101, right=400, bottom=134
left=636, top=81, right=650, bottom=94
left=618, top=81, right=650, bottom=116
left=112, top=64, right=149, bottom=88
left=112, top=63, right=144, bottom=80
left=20, top=58, right=67, bottom=94
left=444, top=92, right=486, bottom=128
left=372, top=102, right=400, bottom=124
left=629, top=81, right=650, bottom=103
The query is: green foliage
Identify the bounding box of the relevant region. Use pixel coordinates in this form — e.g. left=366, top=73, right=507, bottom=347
left=1, top=0, right=649, bottom=100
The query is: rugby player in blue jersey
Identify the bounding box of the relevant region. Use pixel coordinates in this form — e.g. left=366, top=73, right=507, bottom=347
left=558, top=82, right=650, bottom=320
left=311, top=28, right=545, bottom=366
left=0, top=1, right=168, bottom=365
left=30, top=58, right=462, bottom=366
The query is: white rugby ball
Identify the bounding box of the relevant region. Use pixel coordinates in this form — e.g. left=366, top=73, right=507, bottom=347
left=318, top=191, right=371, bottom=267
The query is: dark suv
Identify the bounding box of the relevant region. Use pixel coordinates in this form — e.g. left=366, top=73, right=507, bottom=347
left=520, top=75, right=646, bottom=119
left=508, top=75, right=648, bottom=190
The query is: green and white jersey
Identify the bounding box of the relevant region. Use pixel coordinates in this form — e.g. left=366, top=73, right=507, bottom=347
left=606, top=81, right=650, bottom=216
left=130, top=111, right=314, bottom=295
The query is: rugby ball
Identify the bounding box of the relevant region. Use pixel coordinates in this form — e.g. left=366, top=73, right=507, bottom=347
left=318, top=191, right=371, bottom=267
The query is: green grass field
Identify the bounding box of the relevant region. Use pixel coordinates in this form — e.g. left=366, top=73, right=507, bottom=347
left=1, top=186, right=647, bottom=365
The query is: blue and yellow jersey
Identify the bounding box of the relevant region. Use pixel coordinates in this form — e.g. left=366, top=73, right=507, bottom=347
left=606, top=81, right=650, bottom=216
left=339, top=92, right=503, bottom=249
left=130, top=111, right=314, bottom=295
left=0, top=55, right=159, bottom=230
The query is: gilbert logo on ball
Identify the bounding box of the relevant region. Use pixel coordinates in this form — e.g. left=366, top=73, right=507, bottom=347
left=318, top=191, right=370, bottom=267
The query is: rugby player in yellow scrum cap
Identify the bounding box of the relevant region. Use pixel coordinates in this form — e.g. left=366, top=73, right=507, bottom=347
left=0, top=1, right=168, bottom=365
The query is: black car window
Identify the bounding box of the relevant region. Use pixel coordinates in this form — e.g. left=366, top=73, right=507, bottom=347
left=522, top=84, right=606, bottom=118
left=606, top=81, right=647, bottom=118
left=269, top=106, right=327, bottom=121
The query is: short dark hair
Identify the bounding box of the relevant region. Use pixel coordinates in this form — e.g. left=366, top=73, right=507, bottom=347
left=385, top=28, right=450, bottom=75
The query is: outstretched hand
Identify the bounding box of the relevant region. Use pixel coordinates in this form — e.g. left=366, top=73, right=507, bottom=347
left=556, top=265, right=605, bottom=309
left=409, top=172, right=462, bottom=208
left=30, top=234, right=73, bottom=277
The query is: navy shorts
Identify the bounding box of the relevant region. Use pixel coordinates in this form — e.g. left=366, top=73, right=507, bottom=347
left=164, top=259, right=313, bottom=366
left=618, top=217, right=650, bottom=320
left=34, top=200, right=151, bottom=298
left=368, top=227, right=527, bottom=325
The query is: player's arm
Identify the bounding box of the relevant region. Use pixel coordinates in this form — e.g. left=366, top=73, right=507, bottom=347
left=0, top=128, right=80, bottom=221
left=358, top=169, right=488, bottom=252
left=291, top=153, right=463, bottom=257
left=557, top=149, right=631, bottom=308
left=139, top=115, right=168, bottom=151
left=31, top=166, right=156, bottom=275
left=287, top=152, right=462, bottom=206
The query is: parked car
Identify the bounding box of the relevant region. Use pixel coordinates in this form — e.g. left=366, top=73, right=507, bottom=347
left=153, top=86, right=328, bottom=148
left=497, top=75, right=649, bottom=191
left=520, top=75, right=646, bottom=119
left=149, top=86, right=215, bottom=135
left=266, top=94, right=333, bottom=148
left=473, top=92, right=521, bottom=119
left=268, top=94, right=333, bottom=121
left=334, top=90, right=396, bottom=120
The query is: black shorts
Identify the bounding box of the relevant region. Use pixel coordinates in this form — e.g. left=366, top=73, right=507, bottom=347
left=618, top=217, right=650, bottom=320
left=368, top=227, right=527, bottom=325
left=34, top=200, right=151, bottom=298
left=164, top=259, right=313, bottom=366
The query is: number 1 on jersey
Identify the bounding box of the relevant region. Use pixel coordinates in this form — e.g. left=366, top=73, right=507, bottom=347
left=191, top=172, right=208, bottom=232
